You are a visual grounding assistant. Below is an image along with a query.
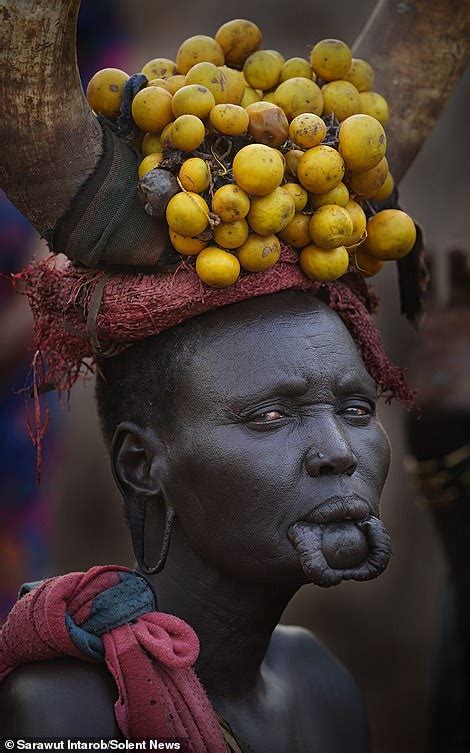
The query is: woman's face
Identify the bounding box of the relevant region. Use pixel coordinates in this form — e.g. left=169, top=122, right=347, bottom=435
left=157, top=293, right=391, bottom=587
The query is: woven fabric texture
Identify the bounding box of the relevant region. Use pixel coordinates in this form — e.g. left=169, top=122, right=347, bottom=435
left=16, top=245, right=413, bottom=405
left=0, top=565, right=228, bottom=750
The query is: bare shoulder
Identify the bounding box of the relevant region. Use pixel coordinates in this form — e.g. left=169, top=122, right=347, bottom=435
left=270, top=625, right=370, bottom=753
left=0, top=658, right=121, bottom=737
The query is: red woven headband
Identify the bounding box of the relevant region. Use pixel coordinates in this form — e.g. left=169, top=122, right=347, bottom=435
left=16, top=245, right=413, bottom=406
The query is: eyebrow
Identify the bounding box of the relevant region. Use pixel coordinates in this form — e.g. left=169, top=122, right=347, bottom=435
left=227, top=376, right=310, bottom=407
left=335, top=373, right=377, bottom=400
left=228, top=370, right=378, bottom=408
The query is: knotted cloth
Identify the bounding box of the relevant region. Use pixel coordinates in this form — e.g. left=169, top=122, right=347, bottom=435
left=0, top=565, right=228, bottom=751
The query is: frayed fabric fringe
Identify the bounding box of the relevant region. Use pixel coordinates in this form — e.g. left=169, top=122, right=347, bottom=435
left=13, top=245, right=414, bottom=406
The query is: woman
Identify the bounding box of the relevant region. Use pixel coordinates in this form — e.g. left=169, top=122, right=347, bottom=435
left=0, top=1, right=442, bottom=751
left=1, top=286, right=395, bottom=751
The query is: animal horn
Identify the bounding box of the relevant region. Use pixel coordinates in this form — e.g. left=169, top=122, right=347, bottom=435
left=0, top=0, right=102, bottom=236
left=353, top=0, right=470, bottom=183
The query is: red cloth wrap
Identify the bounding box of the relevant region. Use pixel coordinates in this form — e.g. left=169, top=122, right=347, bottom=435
left=0, top=565, right=228, bottom=751
left=14, top=244, right=413, bottom=404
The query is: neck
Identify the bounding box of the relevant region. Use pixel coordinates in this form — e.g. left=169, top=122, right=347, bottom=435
left=146, top=523, right=295, bottom=702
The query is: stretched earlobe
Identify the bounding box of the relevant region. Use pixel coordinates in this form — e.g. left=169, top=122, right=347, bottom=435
left=137, top=504, right=175, bottom=575
left=110, top=422, right=174, bottom=575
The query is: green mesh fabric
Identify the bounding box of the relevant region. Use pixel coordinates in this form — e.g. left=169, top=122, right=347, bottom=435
left=50, top=124, right=178, bottom=269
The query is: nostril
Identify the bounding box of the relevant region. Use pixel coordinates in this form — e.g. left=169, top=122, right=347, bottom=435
left=318, top=464, right=336, bottom=476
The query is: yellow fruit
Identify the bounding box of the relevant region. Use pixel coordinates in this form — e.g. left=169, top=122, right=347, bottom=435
left=179, top=158, right=210, bottom=193
left=352, top=248, right=383, bottom=276
left=370, top=172, right=394, bottom=201
left=338, top=114, right=386, bottom=171
left=274, top=77, right=323, bottom=121
left=196, top=246, right=240, bottom=287
left=282, top=183, right=308, bottom=212
left=219, top=66, right=245, bottom=105
left=289, top=113, right=326, bottom=148
left=309, top=205, right=353, bottom=249
left=243, top=51, right=282, bottom=90
left=362, top=209, right=416, bottom=260
left=166, top=75, right=187, bottom=94
left=138, top=153, right=164, bottom=178
left=344, top=59, right=374, bottom=92
left=311, top=182, right=349, bottom=209
left=300, top=244, right=349, bottom=281
left=280, top=58, right=313, bottom=82
left=215, top=19, right=262, bottom=66
left=169, top=229, right=208, bottom=256
left=321, top=80, right=360, bottom=122
left=298, top=145, right=345, bottom=193
left=276, top=149, right=287, bottom=170
left=141, top=58, right=177, bottom=80
left=310, top=39, right=352, bottom=81
left=171, top=115, right=205, bottom=152
left=86, top=68, right=129, bottom=119
left=247, top=102, right=289, bottom=147
left=166, top=191, right=209, bottom=236
left=344, top=200, right=367, bottom=246
left=146, top=78, right=172, bottom=91
left=359, top=91, right=390, bottom=126
left=131, top=87, right=173, bottom=133
left=232, top=144, right=284, bottom=196
left=214, top=219, right=249, bottom=249
left=247, top=187, right=295, bottom=235
left=172, top=84, right=215, bottom=119
left=241, top=86, right=261, bottom=107
left=212, top=184, right=251, bottom=222
left=285, top=149, right=304, bottom=177
left=185, top=62, right=229, bottom=104
left=348, top=157, right=388, bottom=198
left=265, top=50, right=285, bottom=66
left=141, top=133, right=163, bottom=157
left=236, top=233, right=281, bottom=272
left=245, top=100, right=276, bottom=116
left=263, top=91, right=278, bottom=104
left=176, top=36, right=224, bottom=75
left=161, top=122, right=175, bottom=148
left=279, top=213, right=311, bottom=248
left=210, top=104, right=249, bottom=135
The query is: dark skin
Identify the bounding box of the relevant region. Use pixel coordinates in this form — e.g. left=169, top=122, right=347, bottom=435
left=0, top=293, right=391, bottom=752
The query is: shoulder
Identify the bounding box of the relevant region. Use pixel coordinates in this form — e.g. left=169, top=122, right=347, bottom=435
left=271, top=625, right=370, bottom=752
left=0, top=658, right=122, bottom=737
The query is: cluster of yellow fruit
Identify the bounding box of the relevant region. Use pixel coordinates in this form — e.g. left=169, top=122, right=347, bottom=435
left=86, top=19, right=416, bottom=288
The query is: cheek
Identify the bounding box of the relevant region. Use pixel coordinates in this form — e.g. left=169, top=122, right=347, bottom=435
left=355, top=420, right=391, bottom=504
left=164, top=426, right=300, bottom=565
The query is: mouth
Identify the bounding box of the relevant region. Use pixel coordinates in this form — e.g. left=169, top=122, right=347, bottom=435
left=288, top=495, right=391, bottom=588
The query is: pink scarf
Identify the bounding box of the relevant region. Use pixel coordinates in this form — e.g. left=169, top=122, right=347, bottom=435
left=0, top=565, right=228, bottom=751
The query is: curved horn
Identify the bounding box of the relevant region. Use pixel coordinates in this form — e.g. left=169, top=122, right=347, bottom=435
left=354, top=0, right=470, bottom=183
left=0, top=0, right=101, bottom=236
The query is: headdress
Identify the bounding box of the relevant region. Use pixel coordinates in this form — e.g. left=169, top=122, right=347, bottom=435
left=1, top=0, right=467, bottom=473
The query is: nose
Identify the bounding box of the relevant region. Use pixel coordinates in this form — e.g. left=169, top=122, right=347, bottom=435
left=304, top=415, right=358, bottom=478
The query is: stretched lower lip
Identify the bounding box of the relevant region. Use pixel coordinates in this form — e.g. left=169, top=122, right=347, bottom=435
left=289, top=496, right=391, bottom=587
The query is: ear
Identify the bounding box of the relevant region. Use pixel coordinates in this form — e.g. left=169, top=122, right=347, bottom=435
left=111, top=421, right=166, bottom=498
left=111, top=422, right=169, bottom=572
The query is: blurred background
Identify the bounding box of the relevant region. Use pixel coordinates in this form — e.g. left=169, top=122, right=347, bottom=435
left=0, top=1, right=469, bottom=751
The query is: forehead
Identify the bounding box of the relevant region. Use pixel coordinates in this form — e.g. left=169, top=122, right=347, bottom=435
left=178, top=293, right=375, bottom=405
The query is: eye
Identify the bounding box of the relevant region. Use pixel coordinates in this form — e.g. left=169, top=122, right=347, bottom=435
left=339, top=401, right=375, bottom=423
left=251, top=410, right=285, bottom=423
left=343, top=406, right=370, bottom=417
